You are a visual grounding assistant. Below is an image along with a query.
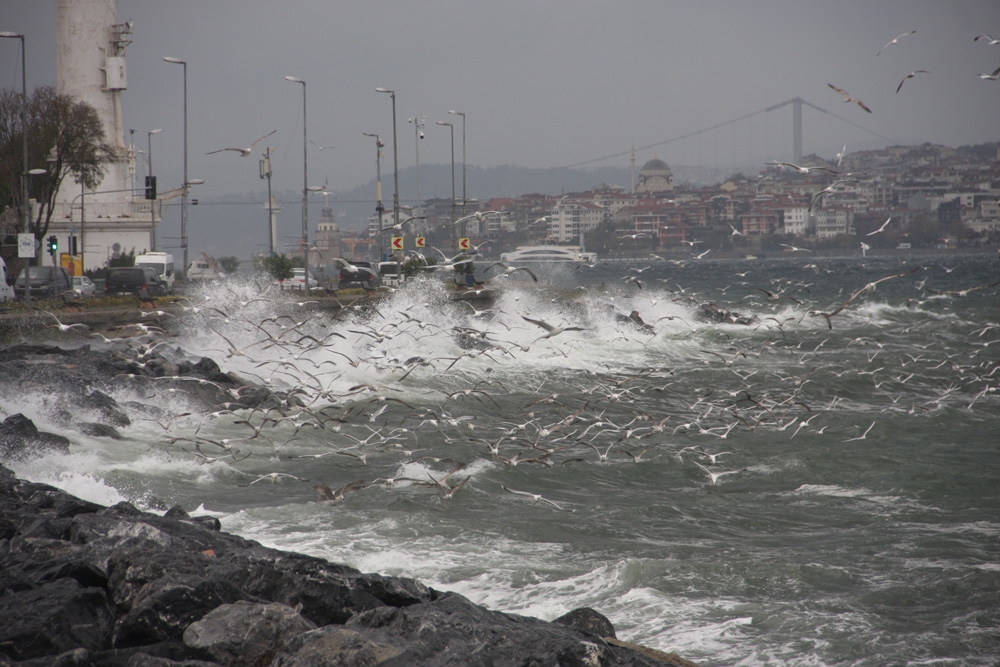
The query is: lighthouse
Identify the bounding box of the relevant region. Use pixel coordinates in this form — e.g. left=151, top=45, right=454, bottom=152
left=53, top=0, right=155, bottom=272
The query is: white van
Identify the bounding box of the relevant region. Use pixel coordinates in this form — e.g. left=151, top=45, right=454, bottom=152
left=133, top=252, right=175, bottom=293
left=0, top=258, right=15, bottom=302
left=186, top=260, right=224, bottom=281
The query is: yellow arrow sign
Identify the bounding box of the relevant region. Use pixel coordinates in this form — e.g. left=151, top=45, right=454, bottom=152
left=391, top=236, right=404, bottom=250
left=415, top=236, right=425, bottom=248
left=458, top=237, right=470, bottom=250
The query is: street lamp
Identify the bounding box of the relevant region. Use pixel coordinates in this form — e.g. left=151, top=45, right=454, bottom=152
left=448, top=110, right=466, bottom=221
left=162, top=56, right=189, bottom=273
left=285, top=75, right=310, bottom=288
left=362, top=132, right=386, bottom=259
left=408, top=115, right=425, bottom=215
left=147, top=128, right=162, bottom=251
left=375, top=87, right=399, bottom=262
left=436, top=120, right=456, bottom=239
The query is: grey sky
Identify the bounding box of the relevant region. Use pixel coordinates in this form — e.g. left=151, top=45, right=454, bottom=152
left=3, top=0, right=999, bottom=203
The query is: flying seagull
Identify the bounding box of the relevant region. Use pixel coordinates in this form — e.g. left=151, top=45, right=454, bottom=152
left=767, top=161, right=839, bottom=175
left=978, top=66, right=1000, bottom=80
left=828, top=84, right=872, bottom=113
left=876, top=29, right=916, bottom=56
left=810, top=267, right=920, bottom=329
left=895, top=70, right=930, bottom=93
left=521, top=315, right=585, bottom=340
left=207, top=130, right=277, bottom=156
left=866, top=216, right=892, bottom=236
left=485, top=262, right=538, bottom=282
left=973, top=34, right=1000, bottom=45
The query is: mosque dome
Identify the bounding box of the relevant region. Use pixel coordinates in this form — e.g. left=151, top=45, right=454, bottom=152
left=637, top=157, right=674, bottom=194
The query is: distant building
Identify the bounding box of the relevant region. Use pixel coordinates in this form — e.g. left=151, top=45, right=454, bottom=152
left=635, top=158, right=674, bottom=194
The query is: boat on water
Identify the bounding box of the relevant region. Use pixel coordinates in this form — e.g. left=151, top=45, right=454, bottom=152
left=499, top=245, right=597, bottom=264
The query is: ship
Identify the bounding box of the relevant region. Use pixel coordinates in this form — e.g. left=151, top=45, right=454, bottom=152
left=499, top=245, right=597, bottom=264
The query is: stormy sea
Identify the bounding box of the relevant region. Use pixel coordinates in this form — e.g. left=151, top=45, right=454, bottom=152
left=4, top=252, right=998, bottom=666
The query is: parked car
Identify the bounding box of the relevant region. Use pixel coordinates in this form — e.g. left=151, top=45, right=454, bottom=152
left=71, top=275, right=97, bottom=297
left=104, top=267, right=168, bottom=298
left=338, top=261, right=379, bottom=290
left=284, top=268, right=318, bottom=291
left=14, top=266, right=73, bottom=299
left=0, top=258, right=15, bottom=302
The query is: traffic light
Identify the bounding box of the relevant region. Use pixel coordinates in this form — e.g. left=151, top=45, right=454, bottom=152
left=47, top=236, right=58, bottom=255
left=144, top=175, right=157, bottom=200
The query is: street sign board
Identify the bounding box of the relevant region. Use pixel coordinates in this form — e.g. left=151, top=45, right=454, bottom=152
left=17, top=233, right=35, bottom=258
left=458, top=237, right=471, bottom=251
left=415, top=236, right=425, bottom=248
left=391, top=236, right=404, bottom=250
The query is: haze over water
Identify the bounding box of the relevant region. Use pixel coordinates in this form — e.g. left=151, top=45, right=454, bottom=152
left=5, top=252, right=999, bottom=666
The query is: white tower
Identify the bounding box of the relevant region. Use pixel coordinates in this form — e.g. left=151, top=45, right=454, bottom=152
left=53, top=0, right=154, bottom=271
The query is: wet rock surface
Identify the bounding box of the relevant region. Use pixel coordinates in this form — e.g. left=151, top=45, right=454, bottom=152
left=0, top=458, right=695, bottom=666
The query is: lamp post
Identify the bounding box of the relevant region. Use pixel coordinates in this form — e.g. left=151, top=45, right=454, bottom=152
left=0, top=32, right=27, bottom=238
left=162, top=56, right=189, bottom=273
left=375, top=88, right=399, bottom=262
left=362, top=132, right=385, bottom=259
left=2, top=31, right=31, bottom=305
left=408, top=116, right=425, bottom=215
left=284, top=75, right=310, bottom=288
left=448, top=110, right=466, bottom=223
left=436, top=120, right=456, bottom=242
left=147, top=128, right=162, bottom=251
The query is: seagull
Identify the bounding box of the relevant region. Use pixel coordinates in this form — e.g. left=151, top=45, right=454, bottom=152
left=693, top=248, right=711, bottom=259
left=38, top=310, right=91, bottom=334
left=974, top=34, right=1000, bottom=45
left=867, top=216, right=892, bottom=236
left=521, top=315, right=585, bottom=340
left=767, top=161, right=839, bottom=175
left=313, top=479, right=367, bottom=502
left=843, top=421, right=875, bottom=442
left=876, top=29, right=916, bottom=56
left=728, top=223, right=744, bottom=236
left=860, top=241, right=870, bottom=257
left=501, top=484, right=571, bottom=511
left=978, top=66, right=1000, bottom=80
left=828, top=84, right=873, bottom=113
left=693, top=461, right=744, bottom=486
left=485, top=262, right=538, bottom=282
left=248, top=472, right=307, bottom=485
left=206, top=129, right=277, bottom=156
left=895, top=70, right=930, bottom=93
left=780, top=243, right=814, bottom=253
left=810, top=267, right=920, bottom=329
left=624, top=275, right=643, bottom=289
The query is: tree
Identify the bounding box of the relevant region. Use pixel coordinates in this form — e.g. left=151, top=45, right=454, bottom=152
left=0, top=86, right=110, bottom=248
left=217, top=256, right=240, bottom=275
left=258, top=253, right=294, bottom=281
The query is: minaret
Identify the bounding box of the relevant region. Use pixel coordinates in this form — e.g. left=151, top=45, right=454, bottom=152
left=630, top=143, right=636, bottom=195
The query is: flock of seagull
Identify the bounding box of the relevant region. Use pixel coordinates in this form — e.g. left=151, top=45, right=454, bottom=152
left=32, top=255, right=999, bottom=513
left=821, top=29, right=1000, bottom=116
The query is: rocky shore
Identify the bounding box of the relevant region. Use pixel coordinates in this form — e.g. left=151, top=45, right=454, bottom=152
left=0, top=339, right=699, bottom=666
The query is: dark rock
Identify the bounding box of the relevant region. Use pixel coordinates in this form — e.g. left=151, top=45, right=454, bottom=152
left=80, top=421, right=125, bottom=439
left=0, top=413, right=71, bottom=459
left=554, top=607, right=618, bottom=638
left=0, top=577, right=113, bottom=661
left=183, top=600, right=315, bottom=666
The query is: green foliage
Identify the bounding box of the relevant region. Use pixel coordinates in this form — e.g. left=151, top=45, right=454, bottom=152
left=108, top=248, right=135, bottom=268
left=259, top=253, right=294, bottom=281
left=217, top=256, right=240, bottom=274
left=0, top=86, right=110, bottom=244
